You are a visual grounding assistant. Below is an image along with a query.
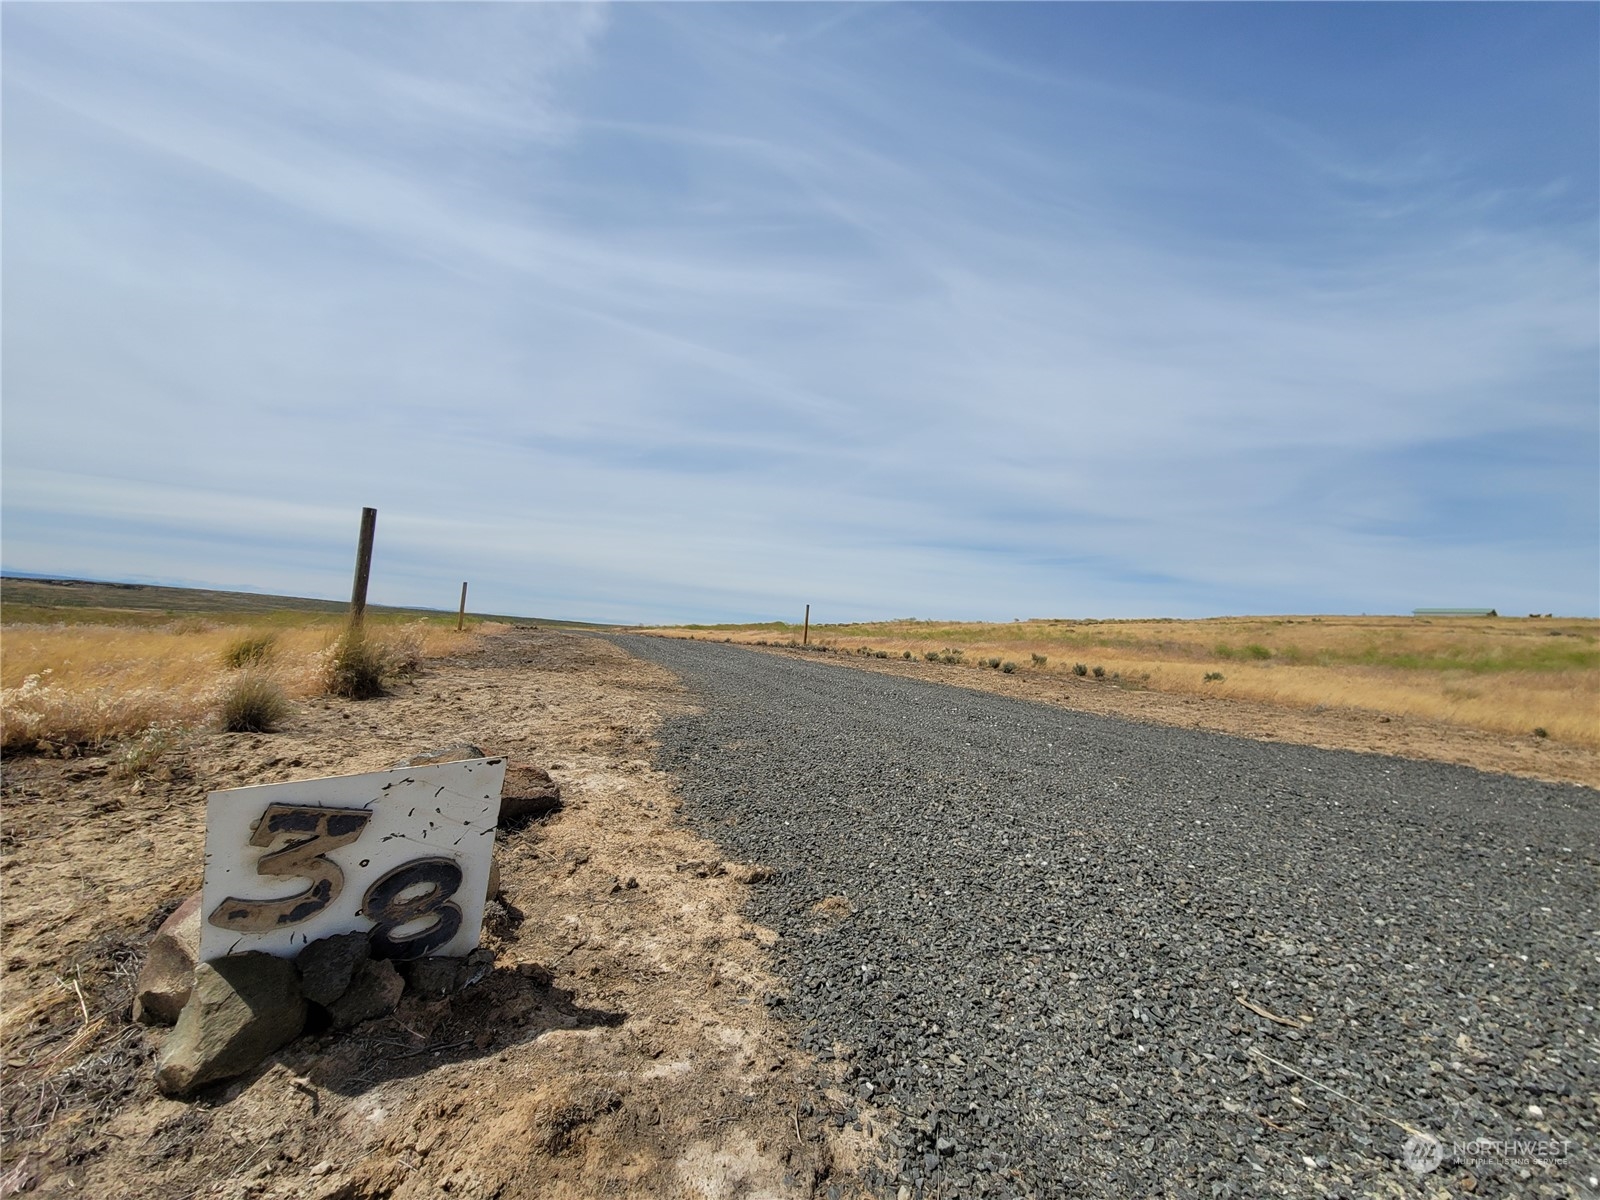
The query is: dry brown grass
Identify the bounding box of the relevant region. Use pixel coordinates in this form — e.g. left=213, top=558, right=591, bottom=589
left=0, top=619, right=497, bottom=752
left=645, top=615, right=1599, bottom=748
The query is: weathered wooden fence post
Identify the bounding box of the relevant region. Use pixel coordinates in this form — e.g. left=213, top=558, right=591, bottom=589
left=803, top=604, right=810, bottom=646
left=457, top=581, right=468, bottom=632
left=349, top=507, right=377, bottom=629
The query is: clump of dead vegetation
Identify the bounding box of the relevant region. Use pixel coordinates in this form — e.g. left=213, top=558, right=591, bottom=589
left=217, top=672, right=293, bottom=733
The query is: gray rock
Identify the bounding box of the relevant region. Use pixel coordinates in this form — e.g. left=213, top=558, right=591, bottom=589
left=394, top=743, right=487, bottom=768
left=328, top=959, right=404, bottom=1029
left=457, top=947, right=495, bottom=991
left=155, top=953, right=305, bottom=1095
left=133, top=892, right=203, bottom=1026
left=398, top=955, right=463, bottom=1000
left=295, top=931, right=371, bottom=1007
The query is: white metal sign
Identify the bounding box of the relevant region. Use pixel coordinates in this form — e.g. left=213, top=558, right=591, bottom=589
left=199, top=758, right=507, bottom=963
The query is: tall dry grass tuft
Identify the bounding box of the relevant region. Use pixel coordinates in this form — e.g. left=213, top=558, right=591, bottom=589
left=321, top=620, right=450, bottom=700
left=217, top=671, right=293, bottom=733
left=221, top=632, right=276, bottom=670
left=323, top=629, right=388, bottom=700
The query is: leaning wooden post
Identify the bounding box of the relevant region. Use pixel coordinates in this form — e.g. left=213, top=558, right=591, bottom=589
left=802, top=604, right=810, bottom=646
left=457, top=581, right=468, bottom=632
left=349, top=507, right=377, bottom=630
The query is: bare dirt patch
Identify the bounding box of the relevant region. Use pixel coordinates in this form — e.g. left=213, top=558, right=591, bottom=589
left=727, top=644, right=1600, bottom=789
left=1, top=630, right=879, bottom=1198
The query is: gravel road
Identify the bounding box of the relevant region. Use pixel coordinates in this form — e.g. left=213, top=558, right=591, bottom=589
left=612, top=636, right=1599, bottom=1199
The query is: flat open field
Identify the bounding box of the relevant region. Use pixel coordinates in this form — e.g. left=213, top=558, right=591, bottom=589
left=0, top=576, right=607, bottom=629
left=642, top=615, right=1600, bottom=787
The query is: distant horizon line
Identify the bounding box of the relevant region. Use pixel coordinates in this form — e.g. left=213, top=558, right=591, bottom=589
left=5, top=567, right=1585, bottom=625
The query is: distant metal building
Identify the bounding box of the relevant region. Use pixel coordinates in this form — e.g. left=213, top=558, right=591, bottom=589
left=1413, top=608, right=1498, bottom=617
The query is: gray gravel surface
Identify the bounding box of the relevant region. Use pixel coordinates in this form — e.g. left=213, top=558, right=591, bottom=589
left=612, top=636, right=1599, bottom=1198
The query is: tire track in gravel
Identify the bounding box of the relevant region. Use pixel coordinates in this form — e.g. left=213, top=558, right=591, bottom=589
left=610, top=636, right=1599, bottom=1199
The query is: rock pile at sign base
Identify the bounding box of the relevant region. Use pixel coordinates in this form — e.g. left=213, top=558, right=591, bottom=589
left=141, top=898, right=505, bottom=1097
left=140, top=746, right=552, bottom=1096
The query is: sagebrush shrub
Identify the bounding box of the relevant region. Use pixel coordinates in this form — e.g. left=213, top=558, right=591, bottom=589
left=1073, top=663, right=1088, bottom=677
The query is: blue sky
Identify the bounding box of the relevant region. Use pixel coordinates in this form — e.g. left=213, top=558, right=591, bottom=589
left=3, top=3, right=1595, bottom=623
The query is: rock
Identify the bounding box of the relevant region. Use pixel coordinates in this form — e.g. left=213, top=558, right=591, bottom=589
left=155, top=953, right=306, bottom=1095
left=296, top=932, right=371, bottom=1007
left=134, top=893, right=204, bottom=1026
left=457, top=947, right=495, bottom=991
left=398, top=956, right=463, bottom=1000
left=499, top=764, right=562, bottom=822
left=394, top=743, right=487, bottom=768
left=328, top=959, right=404, bottom=1029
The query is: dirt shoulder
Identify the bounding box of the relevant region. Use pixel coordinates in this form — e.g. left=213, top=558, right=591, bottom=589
left=707, top=642, right=1599, bottom=789
left=0, top=629, right=879, bottom=1199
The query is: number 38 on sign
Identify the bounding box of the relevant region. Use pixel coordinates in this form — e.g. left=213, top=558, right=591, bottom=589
left=198, top=758, right=506, bottom=963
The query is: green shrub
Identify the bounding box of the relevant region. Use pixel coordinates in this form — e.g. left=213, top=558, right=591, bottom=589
left=903, top=651, right=913, bottom=659
left=1203, top=671, right=1225, bottom=683
left=1091, top=665, right=1106, bottom=679
left=1534, top=726, right=1549, bottom=739
left=1073, top=663, right=1088, bottom=677
left=325, top=630, right=388, bottom=700
left=1030, top=654, right=1048, bottom=667
left=1243, top=643, right=1273, bottom=660
left=924, top=651, right=939, bottom=662
left=874, top=650, right=889, bottom=659
left=221, top=632, right=276, bottom=669
left=1001, top=661, right=1017, bottom=674
left=986, top=657, right=1002, bottom=669
left=219, top=672, right=292, bottom=733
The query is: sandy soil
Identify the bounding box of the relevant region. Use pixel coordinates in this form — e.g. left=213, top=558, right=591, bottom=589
left=715, top=643, right=1600, bottom=790
left=0, top=630, right=879, bottom=1199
